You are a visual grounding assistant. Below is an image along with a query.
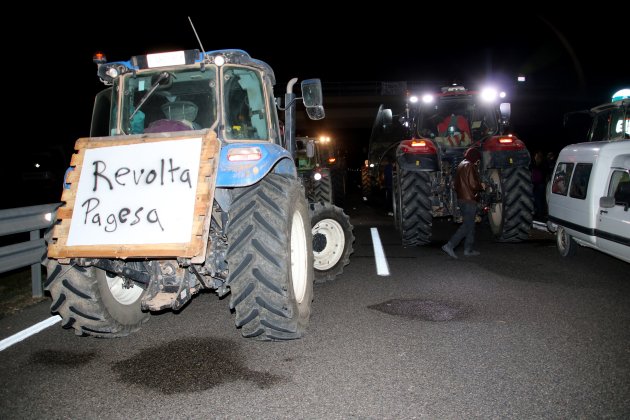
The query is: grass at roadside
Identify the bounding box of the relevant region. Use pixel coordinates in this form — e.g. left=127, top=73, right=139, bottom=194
left=0, top=267, right=48, bottom=319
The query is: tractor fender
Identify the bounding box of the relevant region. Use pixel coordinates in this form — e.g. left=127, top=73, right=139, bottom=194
left=216, top=143, right=296, bottom=187
left=396, top=153, right=439, bottom=171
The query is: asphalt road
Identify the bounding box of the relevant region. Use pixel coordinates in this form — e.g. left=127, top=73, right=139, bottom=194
left=1, top=203, right=628, bottom=419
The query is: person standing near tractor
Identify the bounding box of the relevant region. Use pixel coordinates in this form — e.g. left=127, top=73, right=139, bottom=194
left=442, top=147, right=485, bottom=258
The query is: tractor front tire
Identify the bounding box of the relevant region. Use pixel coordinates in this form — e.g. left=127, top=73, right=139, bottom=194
left=226, top=174, right=314, bottom=340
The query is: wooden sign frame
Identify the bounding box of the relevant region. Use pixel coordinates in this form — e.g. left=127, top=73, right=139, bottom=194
left=48, top=130, right=219, bottom=263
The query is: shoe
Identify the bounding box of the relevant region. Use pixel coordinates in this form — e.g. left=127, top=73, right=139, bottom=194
left=441, top=243, right=458, bottom=259
left=464, top=250, right=480, bottom=256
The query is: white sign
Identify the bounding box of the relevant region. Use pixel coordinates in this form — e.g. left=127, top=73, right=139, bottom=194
left=67, top=138, right=202, bottom=246
left=146, top=51, right=186, bottom=68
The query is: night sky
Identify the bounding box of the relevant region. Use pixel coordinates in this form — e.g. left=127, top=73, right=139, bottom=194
left=3, top=13, right=627, bottom=207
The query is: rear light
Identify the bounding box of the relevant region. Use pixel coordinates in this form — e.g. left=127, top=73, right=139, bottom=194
left=400, top=139, right=437, bottom=154
left=227, top=147, right=262, bottom=162
left=483, top=135, right=526, bottom=151
left=328, top=157, right=336, bottom=164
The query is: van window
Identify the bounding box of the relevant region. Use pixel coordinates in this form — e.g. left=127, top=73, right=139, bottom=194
left=569, top=163, right=592, bottom=199
left=608, top=170, right=630, bottom=206
left=552, top=162, right=574, bottom=196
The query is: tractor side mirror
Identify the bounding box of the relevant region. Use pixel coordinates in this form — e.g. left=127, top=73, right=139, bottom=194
left=306, top=140, right=316, bottom=158
left=381, top=108, right=393, bottom=128
left=301, top=79, right=325, bottom=120
left=499, top=102, right=511, bottom=122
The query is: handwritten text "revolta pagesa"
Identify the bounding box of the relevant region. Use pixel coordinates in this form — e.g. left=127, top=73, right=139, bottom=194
left=81, top=158, right=193, bottom=233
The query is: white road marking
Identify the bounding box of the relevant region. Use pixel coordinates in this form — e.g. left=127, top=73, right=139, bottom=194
left=0, top=315, right=62, bottom=352
left=370, top=227, right=390, bottom=276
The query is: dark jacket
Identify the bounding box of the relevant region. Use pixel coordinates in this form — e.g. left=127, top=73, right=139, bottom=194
left=454, top=148, right=483, bottom=203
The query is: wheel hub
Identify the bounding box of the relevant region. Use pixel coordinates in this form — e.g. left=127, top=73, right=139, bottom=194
left=313, top=232, right=327, bottom=252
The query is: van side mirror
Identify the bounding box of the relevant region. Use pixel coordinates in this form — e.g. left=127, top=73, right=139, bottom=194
left=301, top=79, right=325, bottom=120
left=599, top=196, right=615, bottom=208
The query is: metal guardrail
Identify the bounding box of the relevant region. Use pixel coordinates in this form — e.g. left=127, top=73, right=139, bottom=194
left=0, top=203, right=61, bottom=297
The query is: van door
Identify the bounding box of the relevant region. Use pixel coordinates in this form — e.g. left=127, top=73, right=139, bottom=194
left=597, top=169, right=630, bottom=262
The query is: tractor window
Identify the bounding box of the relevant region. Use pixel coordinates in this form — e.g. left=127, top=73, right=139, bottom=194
left=551, top=162, right=574, bottom=196
left=569, top=163, right=592, bottom=199
left=419, top=100, right=497, bottom=149
left=119, top=67, right=217, bottom=135
left=223, top=67, right=269, bottom=140
left=590, top=111, right=612, bottom=141
left=609, top=107, right=627, bottom=140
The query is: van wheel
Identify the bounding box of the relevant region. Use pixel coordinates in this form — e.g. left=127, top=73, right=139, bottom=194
left=556, top=226, right=577, bottom=257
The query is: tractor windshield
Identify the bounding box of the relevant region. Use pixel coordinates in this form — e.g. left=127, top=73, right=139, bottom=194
left=417, top=99, right=499, bottom=148
left=119, top=67, right=218, bottom=135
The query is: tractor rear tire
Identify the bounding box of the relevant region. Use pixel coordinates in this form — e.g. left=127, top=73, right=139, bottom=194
left=331, top=169, right=346, bottom=208
left=45, top=261, right=149, bottom=338
left=397, top=166, right=433, bottom=246
left=487, top=167, right=533, bottom=242
left=311, top=169, right=333, bottom=204
left=361, top=166, right=372, bottom=198
left=310, top=202, right=354, bottom=283
left=226, top=174, right=313, bottom=340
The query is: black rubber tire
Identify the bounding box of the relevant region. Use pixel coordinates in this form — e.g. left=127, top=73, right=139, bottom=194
left=331, top=169, right=346, bottom=208
left=398, top=166, right=433, bottom=246
left=361, top=166, right=372, bottom=198
left=556, top=226, right=578, bottom=257
left=392, top=165, right=402, bottom=231
left=226, top=174, right=314, bottom=340
left=309, top=202, right=354, bottom=283
left=311, top=169, right=333, bottom=204
left=487, top=167, right=533, bottom=242
left=44, top=261, right=149, bottom=338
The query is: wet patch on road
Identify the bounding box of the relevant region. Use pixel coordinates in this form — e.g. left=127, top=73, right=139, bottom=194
left=30, top=350, right=97, bottom=367
left=112, top=337, right=283, bottom=394
left=369, top=299, right=466, bottom=321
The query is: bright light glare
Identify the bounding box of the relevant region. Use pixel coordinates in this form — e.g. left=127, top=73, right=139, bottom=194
left=214, top=55, right=225, bottom=66
left=105, top=67, right=119, bottom=78
left=517, top=76, right=526, bottom=82
left=369, top=163, right=375, bottom=168
left=499, top=91, right=507, bottom=98
left=481, top=87, right=498, bottom=102
left=313, top=172, right=322, bottom=181
left=422, top=94, right=434, bottom=104
left=612, top=88, right=630, bottom=102
left=35, top=163, right=40, bottom=168
left=409, top=96, right=418, bottom=104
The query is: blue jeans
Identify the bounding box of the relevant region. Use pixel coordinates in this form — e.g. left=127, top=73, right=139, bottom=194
left=447, top=200, right=477, bottom=252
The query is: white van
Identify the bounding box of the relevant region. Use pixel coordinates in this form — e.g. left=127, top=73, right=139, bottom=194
left=547, top=141, right=630, bottom=262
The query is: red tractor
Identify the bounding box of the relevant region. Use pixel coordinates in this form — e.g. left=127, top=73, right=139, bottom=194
left=370, top=85, right=533, bottom=245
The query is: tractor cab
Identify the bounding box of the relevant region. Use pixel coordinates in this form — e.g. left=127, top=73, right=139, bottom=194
left=413, top=86, right=504, bottom=150
left=91, top=50, right=279, bottom=144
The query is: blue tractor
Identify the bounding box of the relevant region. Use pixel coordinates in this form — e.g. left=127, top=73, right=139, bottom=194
left=45, top=49, right=324, bottom=340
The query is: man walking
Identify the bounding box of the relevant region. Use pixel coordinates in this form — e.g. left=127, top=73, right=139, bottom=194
left=442, top=147, right=484, bottom=259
